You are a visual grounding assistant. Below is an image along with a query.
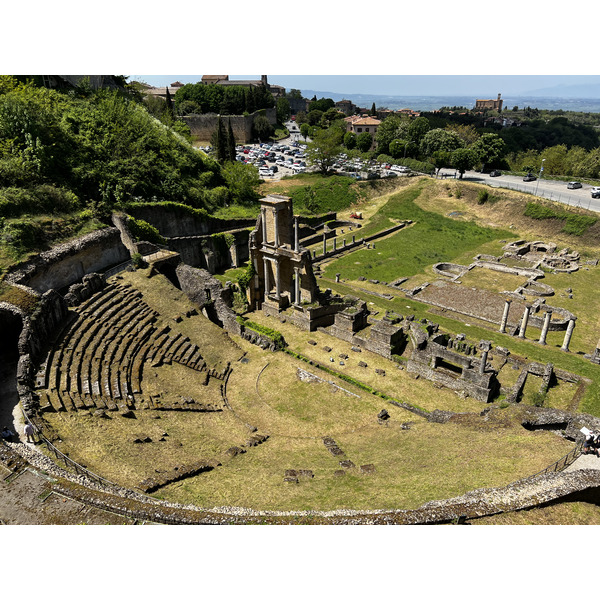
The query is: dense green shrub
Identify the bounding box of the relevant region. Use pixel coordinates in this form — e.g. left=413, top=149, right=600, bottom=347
left=241, top=319, right=286, bottom=347
left=0, top=185, right=79, bottom=217
left=127, top=216, right=165, bottom=244
left=1, top=218, right=44, bottom=254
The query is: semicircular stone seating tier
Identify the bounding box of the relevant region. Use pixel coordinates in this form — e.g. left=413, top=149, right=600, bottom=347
left=34, top=282, right=224, bottom=414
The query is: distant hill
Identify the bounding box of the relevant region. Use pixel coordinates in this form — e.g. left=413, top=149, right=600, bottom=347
left=522, top=83, right=600, bottom=99
left=301, top=89, right=600, bottom=113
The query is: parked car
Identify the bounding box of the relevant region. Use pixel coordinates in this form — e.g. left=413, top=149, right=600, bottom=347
left=591, top=187, right=600, bottom=198
left=259, top=168, right=272, bottom=178
left=489, top=170, right=502, bottom=177
left=523, top=173, right=537, bottom=182
left=567, top=181, right=582, bottom=189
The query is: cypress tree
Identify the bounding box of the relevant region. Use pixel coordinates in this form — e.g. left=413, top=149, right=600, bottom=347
left=212, top=116, right=228, bottom=164
left=227, top=118, right=236, bottom=161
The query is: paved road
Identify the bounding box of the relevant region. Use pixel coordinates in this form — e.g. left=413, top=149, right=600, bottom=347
left=438, top=169, right=600, bottom=212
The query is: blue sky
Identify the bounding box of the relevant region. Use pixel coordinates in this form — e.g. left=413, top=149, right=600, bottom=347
left=132, top=75, right=600, bottom=98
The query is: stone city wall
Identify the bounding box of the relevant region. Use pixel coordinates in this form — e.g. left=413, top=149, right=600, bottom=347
left=182, top=108, right=277, bottom=144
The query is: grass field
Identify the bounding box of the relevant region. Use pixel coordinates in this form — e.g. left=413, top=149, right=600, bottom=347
left=35, top=175, right=600, bottom=518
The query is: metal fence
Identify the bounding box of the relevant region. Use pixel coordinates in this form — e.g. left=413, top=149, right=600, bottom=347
left=528, top=439, right=584, bottom=480
left=21, top=409, right=118, bottom=489
left=486, top=180, right=595, bottom=210
left=102, top=260, right=134, bottom=279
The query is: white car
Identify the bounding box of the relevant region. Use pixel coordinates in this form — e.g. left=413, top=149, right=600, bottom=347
left=292, top=165, right=306, bottom=173
left=258, top=168, right=272, bottom=178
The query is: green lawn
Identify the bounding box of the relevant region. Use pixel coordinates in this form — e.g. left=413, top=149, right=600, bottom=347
left=322, top=181, right=513, bottom=282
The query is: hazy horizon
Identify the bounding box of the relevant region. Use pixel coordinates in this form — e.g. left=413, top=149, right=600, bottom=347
left=133, top=75, right=600, bottom=100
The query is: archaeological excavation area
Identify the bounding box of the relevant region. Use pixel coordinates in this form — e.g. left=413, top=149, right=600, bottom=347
left=3, top=178, right=600, bottom=524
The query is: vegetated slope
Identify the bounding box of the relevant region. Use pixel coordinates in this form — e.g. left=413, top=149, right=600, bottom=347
left=0, top=76, right=227, bottom=263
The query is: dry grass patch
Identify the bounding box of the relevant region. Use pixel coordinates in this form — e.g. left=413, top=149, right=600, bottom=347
left=155, top=413, right=572, bottom=512
left=246, top=311, right=491, bottom=414
left=43, top=408, right=251, bottom=489
left=458, top=268, right=527, bottom=295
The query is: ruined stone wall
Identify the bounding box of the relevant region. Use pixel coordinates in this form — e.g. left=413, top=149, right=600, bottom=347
left=126, top=204, right=255, bottom=239
left=176, top=264, right=241, bottom=336
left=167, top=229, right=250, bottom=273
left=5, top=228, right=130, bottom=294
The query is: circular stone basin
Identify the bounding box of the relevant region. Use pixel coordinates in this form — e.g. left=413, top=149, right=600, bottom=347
left=433, top=263, right=465, bottom=277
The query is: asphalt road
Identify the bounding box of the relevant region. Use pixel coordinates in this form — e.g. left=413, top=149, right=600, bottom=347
left=438, top=169, right=600, bottom=213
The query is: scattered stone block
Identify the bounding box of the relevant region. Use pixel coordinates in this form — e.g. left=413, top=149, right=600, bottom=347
left=334, top=470, right=346, bottom=477
left=375, top=369, right=386, bottom=376
left=297, top=470, right=314, bottom=478
left=225, top=446, right=246, bottom=457
left=323, top=346, right=332, bottom=352
left=360, top=464, right=376, bottom=474
left=377, top=409, right=390, bottom=421
left=351, top=346, right=362, bottom=352
left=285, top=469, right=298, bottom=478
left=283, top=476, right=298, bottom=484
left=339, top=460, right=355, bottom=469
left=358, top=361, right=368, bottom=368
left=323, top=437, right=336, bottom=447
left=308, top=340, right=317, bottom=346
left=328, top=446, right=345, bottom=456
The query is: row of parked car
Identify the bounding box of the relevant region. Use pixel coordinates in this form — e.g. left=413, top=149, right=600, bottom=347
left=235, top=142, right=307, bottom=178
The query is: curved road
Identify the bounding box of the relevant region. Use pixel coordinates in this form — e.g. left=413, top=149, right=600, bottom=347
left=438, top=169, right=600, bottom=213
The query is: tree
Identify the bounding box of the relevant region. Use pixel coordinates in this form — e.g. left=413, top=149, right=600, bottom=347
left=307, top=109, right=324, bottom=126
left=370, top=102, right=377, bottom=116
left=407, top=116, right=430, bottom=144
left=300, top=123, right=311, bottom=141
left=471, top=132, right=506, bottom=172
left=211, top=116, right=228, bottom=164
left=308, top=97, right=334, bottom=113
left=419, top=128, right=463, bottom=157
left=375, top=115, right=410, bottom=155
left=252, top=114, right=273, bottom=142
left=451, top=148, right=478, bottom=178
left=276, top=97, right=291, bottom=124
left=356, top=132, right=373, bottom=153
left=431, top=150, right=453, bottom=176
left=320, top=108, right=345, bottom=129
left=343, top=131, right=357, bottom=149
left=227, top=118, right=236, bottom=162
left=306, top=126, right=343, bottom=175
left=445, top=123, right=479, bottom=146
left=389, top=138, right=416, bottom=159
left=222, top=161, right=260, bottom=203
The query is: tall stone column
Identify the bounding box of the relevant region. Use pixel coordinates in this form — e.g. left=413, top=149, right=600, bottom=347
left=561, top=317, right=576, bottom=352
left=263, top=258, right=270, bottom=299
left=274, top=259, right=281, bottom=300
left=539, top=310, right=553, bottom=345
left=261, top=207, right=267, bottom=244
left=479, top=341, right=492, bottom=375
left=519, top=304, right=531, bottom=339
left=273, top=209, right=279, bottom=247
left=322, top=233, right=327, bottom=256
left=294, top=267, right=301, bottom=305
left=294, top=217, right=299, bottom=252
left=499, top=298, right=512, bottom=333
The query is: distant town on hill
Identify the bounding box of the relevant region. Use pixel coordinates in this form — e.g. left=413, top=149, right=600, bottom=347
left=299, top=90, right=600, bottom=113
